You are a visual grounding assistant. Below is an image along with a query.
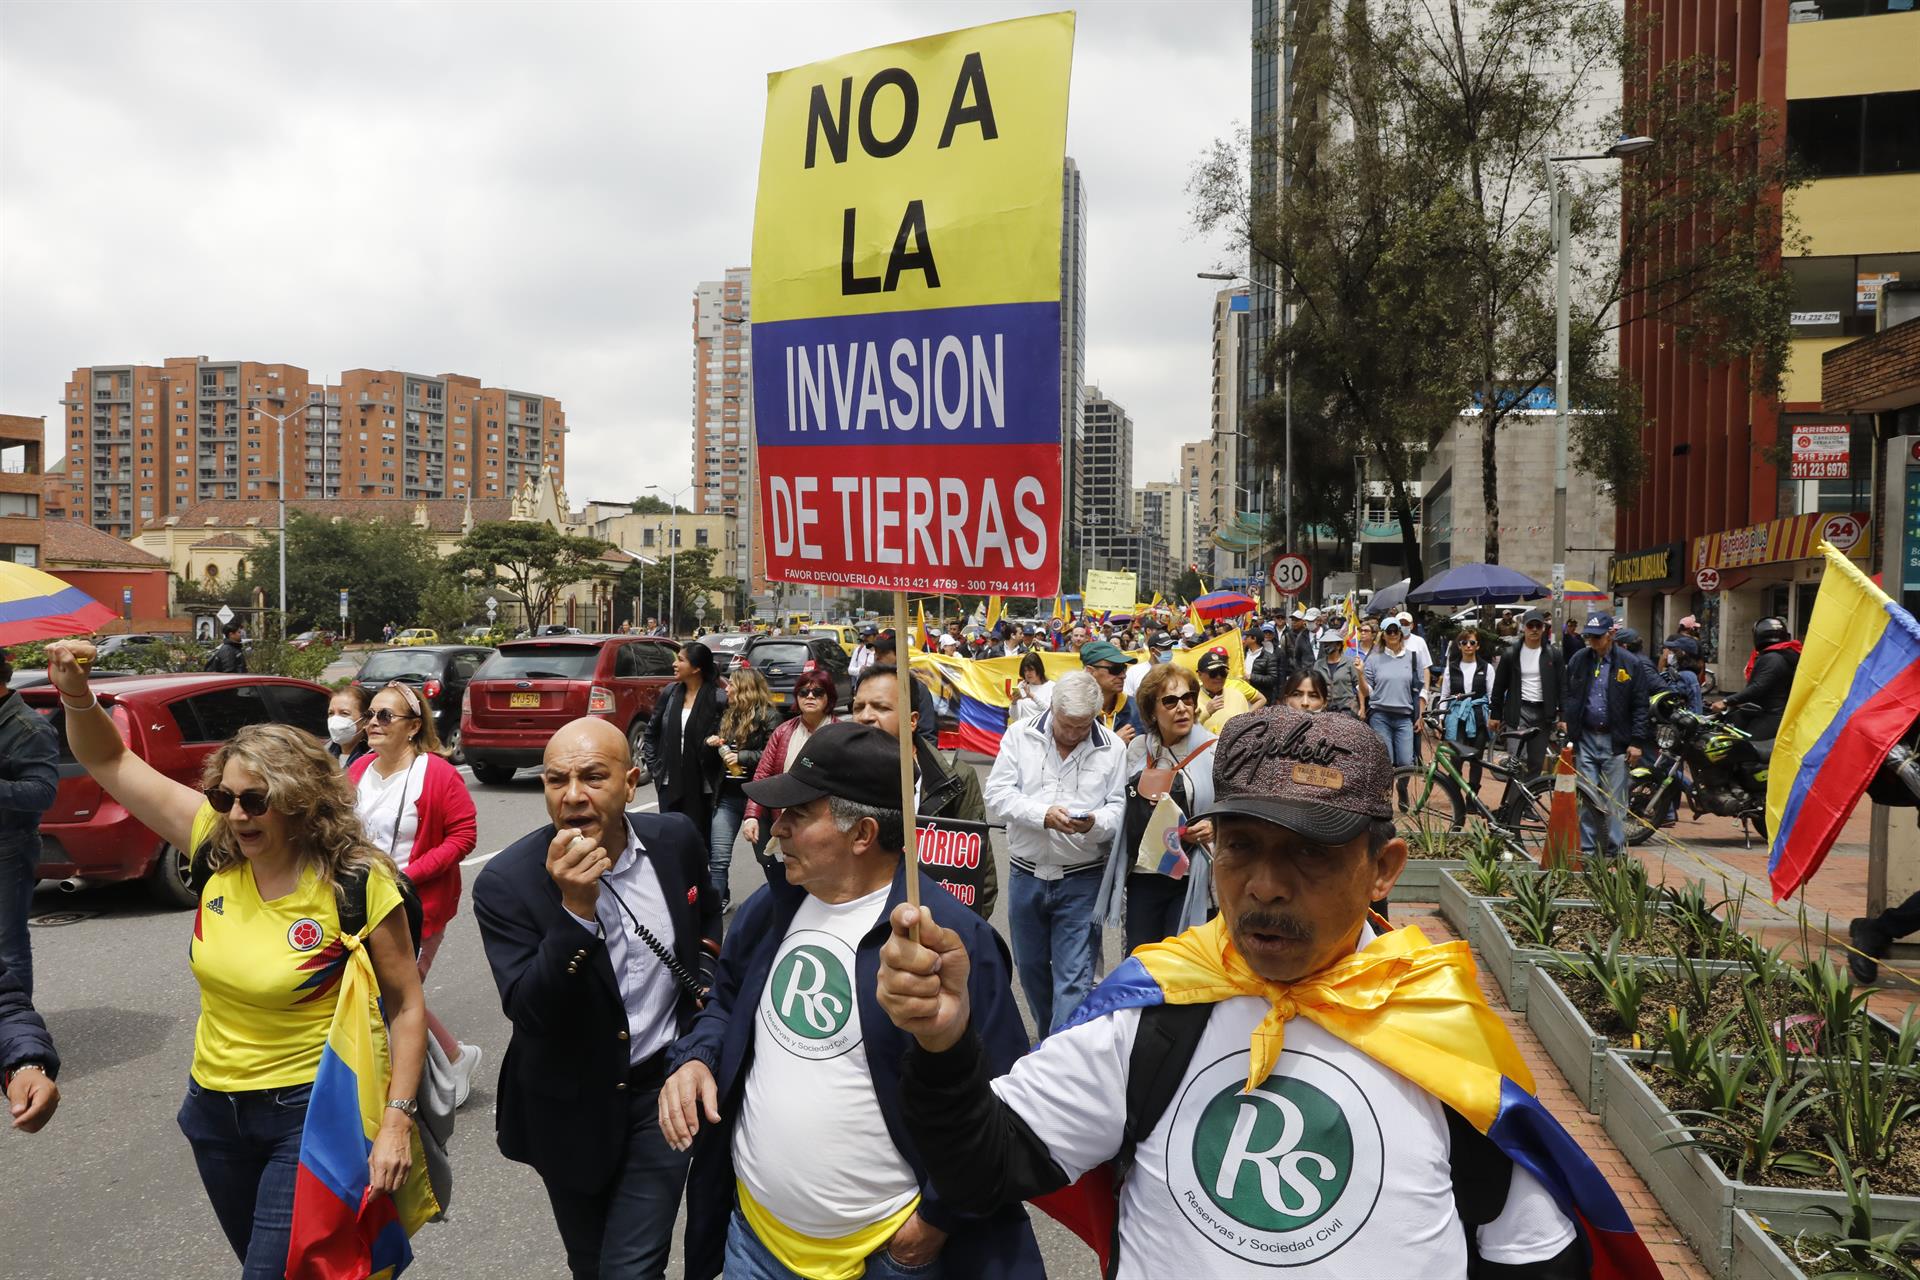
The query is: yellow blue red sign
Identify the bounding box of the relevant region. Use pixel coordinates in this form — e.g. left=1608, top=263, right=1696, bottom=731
left=750, top=13, right=1075, bottom=596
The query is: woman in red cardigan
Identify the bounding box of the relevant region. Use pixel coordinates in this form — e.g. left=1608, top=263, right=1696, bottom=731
left=348, top=681, right=481, bottom=1105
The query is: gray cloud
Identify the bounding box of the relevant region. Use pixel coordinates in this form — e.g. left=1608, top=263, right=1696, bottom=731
left=1, top=0, right=1246, bottom=506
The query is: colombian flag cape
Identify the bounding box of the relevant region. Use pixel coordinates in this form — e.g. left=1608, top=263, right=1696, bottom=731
left=1766, top=542, right=1920, bottom=901
left=1033, top=918, right=1658, bottom=1279
left=286, top=929, right=440, bottom=1279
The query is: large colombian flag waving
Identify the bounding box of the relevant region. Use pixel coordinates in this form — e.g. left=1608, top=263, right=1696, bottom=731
left=1033, top=919, right=1659, bottom=1279
left=287, top=929, right=440, bottom=1280
left=1767, top=542, right=1920, bottom=901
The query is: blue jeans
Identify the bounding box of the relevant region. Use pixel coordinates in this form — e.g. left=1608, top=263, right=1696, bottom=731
left=1368, top=708, right=1416, bottom=767
left=542, top=1083, right=689, bottom=1279
left=176, top=1077, right=310, bottom=1279
left=0, top=832, right=38, bottom=999
left=1007, top=864, right=1103, bottom=1036
left=724, top=1208, right=940, bottom=1279
left=710, top=790, right=747, bottom=904
left=1575, top=735, right=1629, bottom=856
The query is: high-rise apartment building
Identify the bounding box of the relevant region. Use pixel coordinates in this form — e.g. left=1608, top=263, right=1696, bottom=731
left=56, top=358, right=564, bottom=536
left=1180, top=440, right=1213, bottom=533
left=1135, top=480, right=1192, bottom=597
left=691, top=269, right=758, bottom=595
left=1082, top=386, right=1136, bottom=576
left=1060, top=157, right=1088, bottom=585
left=1, top=414, right=47, bottom=568
left=1613, top=4, right=1920, bottom=671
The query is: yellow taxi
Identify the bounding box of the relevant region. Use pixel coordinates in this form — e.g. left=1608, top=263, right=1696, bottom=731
left=807, top=624, right=859, bottom=655
left=393, top=628, right=440, bottom=646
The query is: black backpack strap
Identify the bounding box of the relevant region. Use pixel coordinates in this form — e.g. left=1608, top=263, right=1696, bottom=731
left=1106, top=1001, right=1213, bottom=1279
left=1446, top=1102, right=1514, bottom=1272
left=187, top=840, right=214, bottom=901
left=336, top=865, right=423, bottom=957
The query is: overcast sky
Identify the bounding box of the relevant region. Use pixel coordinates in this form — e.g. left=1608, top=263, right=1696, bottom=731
left=0, top=0, right=1248, bottom=505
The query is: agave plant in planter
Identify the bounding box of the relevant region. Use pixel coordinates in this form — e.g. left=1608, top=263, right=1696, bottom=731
left=1735, top=1144, right=1920, bottom=1280
left=1390, top=822, right=1526, bottom=905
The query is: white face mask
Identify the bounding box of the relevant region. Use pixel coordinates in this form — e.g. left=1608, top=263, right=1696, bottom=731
left=327, top=715, right=361, bottom=746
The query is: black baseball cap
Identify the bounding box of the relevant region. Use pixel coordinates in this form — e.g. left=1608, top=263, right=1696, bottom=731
left=742, top=721, right=905, bottom=811
left=1196, top=706, right=1393, bottom=844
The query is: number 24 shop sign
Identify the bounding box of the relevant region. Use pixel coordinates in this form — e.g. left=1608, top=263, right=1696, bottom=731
left=749, top=14, right=1075, bottom=597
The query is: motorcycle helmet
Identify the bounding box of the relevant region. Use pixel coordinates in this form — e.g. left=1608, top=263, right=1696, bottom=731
left=1753, top=617, right=1790, bottom=651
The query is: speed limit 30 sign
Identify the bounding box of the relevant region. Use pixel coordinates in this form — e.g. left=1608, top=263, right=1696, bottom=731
left=1270, top=554, right=1310, bottom=597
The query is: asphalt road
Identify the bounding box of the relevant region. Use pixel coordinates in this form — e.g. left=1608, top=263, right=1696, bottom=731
left=5, top=760, right=1101, bottom=1279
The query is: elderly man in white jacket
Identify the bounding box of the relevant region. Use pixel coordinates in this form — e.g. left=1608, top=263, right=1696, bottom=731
left=984, top=670, right=1129, bottom=1037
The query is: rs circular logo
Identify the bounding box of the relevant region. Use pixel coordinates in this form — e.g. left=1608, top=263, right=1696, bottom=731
left=761, top=932, right=858, bottom=1060
left=1164, top=1049, right=1383, bottom=1266
left=287, top=918, right=325, bottom=952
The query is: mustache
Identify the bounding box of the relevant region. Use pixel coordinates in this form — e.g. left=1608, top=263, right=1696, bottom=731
left=1235, top=910, right=1313, bottom=940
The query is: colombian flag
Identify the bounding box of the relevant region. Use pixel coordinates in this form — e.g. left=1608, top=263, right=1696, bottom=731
left=1033, top=920, right=1658, bottom=1279
left=286, top=931, right=439, bottom=1280
left=911, top=651, right=1085, bottom=754
left=1766, top=543, right=1920, bottom=901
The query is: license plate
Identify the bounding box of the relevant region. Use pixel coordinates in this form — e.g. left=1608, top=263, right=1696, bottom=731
left=509, top=692, right=541, bottom=708
left=769, top=691, right=786, bottom=703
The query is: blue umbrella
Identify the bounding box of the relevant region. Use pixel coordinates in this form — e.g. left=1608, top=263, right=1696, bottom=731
left=1405, top=562, right=1548, bottom=607
left=1363, top=579, right=1411, bottom=616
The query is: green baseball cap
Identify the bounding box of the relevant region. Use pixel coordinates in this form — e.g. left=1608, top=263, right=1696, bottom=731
left=1078, top=639, right=1136, bottom=667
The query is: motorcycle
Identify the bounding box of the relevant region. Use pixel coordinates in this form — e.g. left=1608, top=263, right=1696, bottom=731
left=1626, top=688, right=1772, bottom=847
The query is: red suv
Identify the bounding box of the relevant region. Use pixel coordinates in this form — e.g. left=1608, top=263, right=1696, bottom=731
left=22, top=673, right=333, bottom=907
left=460, top=636, right=679, bottom=786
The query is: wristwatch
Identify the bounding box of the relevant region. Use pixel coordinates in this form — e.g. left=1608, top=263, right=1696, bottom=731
left=385, top=1097, right=419, bottom=1119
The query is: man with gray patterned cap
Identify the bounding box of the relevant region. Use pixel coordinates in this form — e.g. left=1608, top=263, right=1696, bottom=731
left=875, top=706, right=1632, bottom=1279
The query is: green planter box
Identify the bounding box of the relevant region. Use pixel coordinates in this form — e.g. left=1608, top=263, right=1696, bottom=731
left=1469, top=895, right=1597, bottom=1012
left=1601, top=1051, right=1920, bottom=1277
left=1730, top=1210, right=1806, bottom=1280
left=1388, top=856, right=1467, bottom=904
left=1436, top=868, right=1485, bottom=945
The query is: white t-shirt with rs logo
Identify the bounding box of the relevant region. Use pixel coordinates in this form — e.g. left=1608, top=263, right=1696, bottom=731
left=733, top=884, right=920, bottom=1239
left=990, top=958, right=1576, bottom=1275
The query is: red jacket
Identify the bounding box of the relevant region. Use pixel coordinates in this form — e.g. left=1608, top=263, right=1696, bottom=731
left=347, top=751, right=477, bottom=939
left=743, top=715, right=839, bottom=823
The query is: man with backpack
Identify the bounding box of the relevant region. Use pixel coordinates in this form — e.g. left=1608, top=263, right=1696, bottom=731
left=875, top=706, right=1658, bottom=1279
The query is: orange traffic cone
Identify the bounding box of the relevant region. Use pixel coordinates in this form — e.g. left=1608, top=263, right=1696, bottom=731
left=1544, top=745, right=1582, bottom=871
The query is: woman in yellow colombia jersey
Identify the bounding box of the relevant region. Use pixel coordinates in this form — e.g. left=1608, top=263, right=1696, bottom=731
left=44, top=639, right=427, bottom=1279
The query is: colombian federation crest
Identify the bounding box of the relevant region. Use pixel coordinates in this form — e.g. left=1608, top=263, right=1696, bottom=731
left=1163, top=1049, right=1384, bottom=1266
left=287, top=917, right=325, bottom=952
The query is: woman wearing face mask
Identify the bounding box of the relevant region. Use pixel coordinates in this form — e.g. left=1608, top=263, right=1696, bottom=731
left=1364, top=618, right=1426, bottom=766
left=41, top=641, right=429, bottom=1278
left=1098, top=662, right=1217, bottom=952
left=326, top=685, right=372, bottom=767
left=346, top=682, right=481, bottom=1107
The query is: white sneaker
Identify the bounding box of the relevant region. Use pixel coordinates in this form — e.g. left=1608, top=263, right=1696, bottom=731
left=450, top=1042, right=483, bottom=1109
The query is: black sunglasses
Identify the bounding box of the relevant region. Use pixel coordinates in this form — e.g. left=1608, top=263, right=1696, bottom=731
left=1524, top=620, right=1545, bottom=628
left=368, top=708, right=418, bottom=726
left=795, top=688, right=827, bottom=699
left=1095, top=663, right=1129, bottom=676
left=204, top=786, right=271, bottom=817
left=1158, top=690, right=1200, bottom=710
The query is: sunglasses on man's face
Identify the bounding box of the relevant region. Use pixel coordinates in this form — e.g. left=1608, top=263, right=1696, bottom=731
left=1524, top=620, right=1545, bottom=629
left=1158, top=690, right=1200, bottom=710
left=1095, top=663, right=1128, bottom=677
left=204, top=786, right=271, bottom=818
left=368, top=708, right=418, bottom=726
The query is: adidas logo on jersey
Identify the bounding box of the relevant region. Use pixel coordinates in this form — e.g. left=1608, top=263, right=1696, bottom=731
left=206, top=896, right=225, bottom=915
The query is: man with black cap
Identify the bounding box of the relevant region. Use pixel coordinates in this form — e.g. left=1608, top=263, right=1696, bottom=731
left=0, top=647, right=57, bottom=999
left=1562, top=613, right=1651, bottom=858
left=875, top=707, right=1652, bottom=1278
left=1490, top=608, right=1566, bottom=820
left=659, top=722, right=1042, bottom=1280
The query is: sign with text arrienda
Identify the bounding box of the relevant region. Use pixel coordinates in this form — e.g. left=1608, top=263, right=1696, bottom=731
left=750, top=14, right=1074, bottom=597
left=1790, top=426, right=1850, bottom=480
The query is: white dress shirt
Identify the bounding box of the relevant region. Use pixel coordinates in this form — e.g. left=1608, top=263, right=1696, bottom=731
left=565, top=820, right=681, bottom=1064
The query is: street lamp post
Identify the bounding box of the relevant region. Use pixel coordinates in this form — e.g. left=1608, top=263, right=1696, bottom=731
left=646, top=483, right=695, bottom=636
left=251, top=386, right=333, bottom=631
left=1544, top=135, right=1653, bottom=633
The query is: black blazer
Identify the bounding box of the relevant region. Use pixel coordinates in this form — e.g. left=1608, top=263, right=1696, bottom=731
left=642, top=680, right=723, bottom=809
left=472, top=809, right=721, bottom=1193
left=1490, top=638, right=1565, bottom=724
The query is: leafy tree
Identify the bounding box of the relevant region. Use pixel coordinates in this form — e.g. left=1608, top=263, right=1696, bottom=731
left=445, top=522, right=612, bottom=630
left=238, top=515, right=441, bottom=636
left=1176, top=568, right=1206, bottom=603
left=629, top=495, right=692, bottom=516
left=618, top=546, right=737, bottom=635
left=416, top=574, right=478, bottom=639
left=174, top=571, right=249, bottom=609
left=1194, top=0, right=1800, bottom=574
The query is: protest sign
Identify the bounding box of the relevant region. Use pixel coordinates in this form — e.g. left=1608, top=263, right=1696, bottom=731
left=1082, top=569, right=1136, bottom=615
left=750, top=13, right=1075, bottom=597
left=915, top=815, right=996, bottom=916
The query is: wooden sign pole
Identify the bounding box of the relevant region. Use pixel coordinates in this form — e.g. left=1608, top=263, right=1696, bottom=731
left=894, top=589, right=921, bottom=907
